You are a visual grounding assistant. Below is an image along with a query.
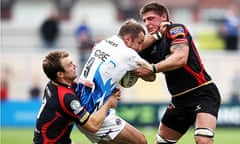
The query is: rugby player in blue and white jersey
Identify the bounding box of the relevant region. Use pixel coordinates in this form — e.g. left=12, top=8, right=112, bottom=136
left=76, top=19, right=155, bottom=144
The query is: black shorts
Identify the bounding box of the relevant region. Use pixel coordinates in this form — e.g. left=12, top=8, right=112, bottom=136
left=161, top=83, right=221, bottom=134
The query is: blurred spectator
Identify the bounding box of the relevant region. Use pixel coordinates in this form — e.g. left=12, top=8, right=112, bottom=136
left=53, top=0, right=76, bottom=20
left=29, top=77, right=41, bottom=99
left=112, top=0, right=140, bottom=21
left=1, top=66, right=11, bottom=101
left=29, top=84, right=41, bottom=100
left=0, top=79, right=8, bottom=101
left=229, top=69, right=240, bottom=104
left=39, top=10, right=60, bottom=49
left=1, top=0, right=15, bottom=20
left=75, top=19, right=94, bottom=71
left=219, top=5, right=240, bottom=51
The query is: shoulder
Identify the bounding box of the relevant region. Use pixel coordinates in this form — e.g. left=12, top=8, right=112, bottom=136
left=121, top=47, right=140, bottom=62
left=97, top=35, right=121, bottom=48
left=168, top=23, right=186, bottom=30
left=125, top=46, right=138, bottom=54
left=167, top=23, right=189, bottom=39
left=64, top=94, right=81, bottom=109
left=56, top=84, right=77, bottom=104
left=61, top=90, right=82, bottom=115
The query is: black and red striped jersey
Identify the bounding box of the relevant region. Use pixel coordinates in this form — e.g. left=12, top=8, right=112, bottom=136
left=139, top=23, right=212, bottom=95
left=33, top=81, right=89, bottom=144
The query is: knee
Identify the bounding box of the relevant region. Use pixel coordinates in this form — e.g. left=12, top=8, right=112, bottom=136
left=155, top=134, right=177, bottom=144
left=194, top=128, right=214, bottom=144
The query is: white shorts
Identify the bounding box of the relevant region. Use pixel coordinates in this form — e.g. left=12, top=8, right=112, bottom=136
left=77, top=109, right=126, bottom=143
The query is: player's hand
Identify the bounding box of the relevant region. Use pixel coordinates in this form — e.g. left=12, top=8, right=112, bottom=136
left=137, top=61, right=153, bottom=71
left=133, top=66, right=153, bottom=77
left=107, top=88, right=121, bottom=108
left=159, top=21, right=171, bottom=34
left=112, top=87, right=121, bottom=99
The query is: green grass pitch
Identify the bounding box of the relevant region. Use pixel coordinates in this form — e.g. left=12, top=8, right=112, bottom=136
left=1, top=127, right=240, bottom=143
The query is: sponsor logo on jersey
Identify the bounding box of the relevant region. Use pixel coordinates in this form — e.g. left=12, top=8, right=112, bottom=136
left=115, top=118, right=122, bottom=125
left=169, top=26, right=184, bottom=38
left=70, top=100, right=82, bottom=114
left=105, top=39, right=118, bottom=47
left=79, top=112, right=90, bottom=123
left=94, top=49, right=110, bottom=62
left=194, top=104, right=202, bottom=111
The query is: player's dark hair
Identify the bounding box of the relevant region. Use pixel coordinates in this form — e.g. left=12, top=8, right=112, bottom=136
left=118, top=19, right=145, bottom=39
left=42, top=51, right=68, bottom=81
left=139, top=2, right=169, bottom=21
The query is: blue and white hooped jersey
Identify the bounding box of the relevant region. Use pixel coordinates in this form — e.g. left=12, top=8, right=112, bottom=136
left=76, top=35, right=147, bottom=113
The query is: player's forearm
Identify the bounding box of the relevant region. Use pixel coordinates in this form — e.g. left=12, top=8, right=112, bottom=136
left=153, top=44, right=188, bottom=72
left=84, top=103, right=111, bottom=133
left=154, top=59, right=183, bottom=72
left=142, top=22, right=170, bottom=51
left=155, top=52, right=187, bottom=72
left=142, top=34, right=157, bottom=50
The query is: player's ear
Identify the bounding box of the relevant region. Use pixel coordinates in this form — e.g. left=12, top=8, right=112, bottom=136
left=57, top=71, right=64, bottom=78
left=123, top=34, right=131, bottom=45
left=161, top=13, right=168, bottom=21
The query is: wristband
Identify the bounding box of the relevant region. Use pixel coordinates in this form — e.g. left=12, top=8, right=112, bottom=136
left=152, top=64, right=157, bottom=73
left=153, top=32, right=162, bottom=40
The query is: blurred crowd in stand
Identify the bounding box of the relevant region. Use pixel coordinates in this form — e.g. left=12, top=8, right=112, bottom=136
left=39, top=11, right=60, bottom=49
left=0, top=80, right=8, bottom=101
left=0, top=67, right=10, bottom=101
left=74, top=18, right=94, bottom=72
left=0, top=0, right=240, bottom=102
left=229, top=69, right=240, bottom=104
left=219, top=5, right=240, bottom=51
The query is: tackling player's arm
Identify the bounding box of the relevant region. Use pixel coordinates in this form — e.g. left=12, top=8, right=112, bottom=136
left=79, top=89, right=120, bottom=133
left=153, top=40, right=189, bottom=73
left=137, top=64, right=156, bottom=82
left=142, top=34, right=157, bottom=50
left=132, top=52, right=156, bottom=81
left=137, top=25, right=189, bottom=74
left=142, top=22, right=170, bottom=50
left=135, top=41, right=188, bottom=77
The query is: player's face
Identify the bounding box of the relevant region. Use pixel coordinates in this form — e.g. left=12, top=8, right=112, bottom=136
left=60, top=56, right=77, bottom=83
left=142, top=11, right=167, bottom=34
left=127, top=32, right=145, bottom=52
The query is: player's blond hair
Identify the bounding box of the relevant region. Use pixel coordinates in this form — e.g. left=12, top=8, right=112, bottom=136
left=118, top=19, right=145, bottom=39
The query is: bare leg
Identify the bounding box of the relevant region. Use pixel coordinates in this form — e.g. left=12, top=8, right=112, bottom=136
left=157, top=123, right=182, bottom=143
left=98, top=122, right=147, bottom=144
left=194, top=113, right=217, bottom=144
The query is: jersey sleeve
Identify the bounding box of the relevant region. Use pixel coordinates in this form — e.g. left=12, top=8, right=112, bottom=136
left=63, top=93, right=90, bottom=125
left=167, top=24, right=188, bottom=46
left=126, top=48, right=148, bottom=70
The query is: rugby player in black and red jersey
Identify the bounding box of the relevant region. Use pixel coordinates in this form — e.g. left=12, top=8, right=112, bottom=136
left=135, top=2, right=221, bottom=144
left=33, top=51, right=120, bottom=144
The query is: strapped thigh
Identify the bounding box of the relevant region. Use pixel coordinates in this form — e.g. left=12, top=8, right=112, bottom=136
left=156, top=134, right=177, bottom=144
left=194, top=128, right=214, bottom=138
